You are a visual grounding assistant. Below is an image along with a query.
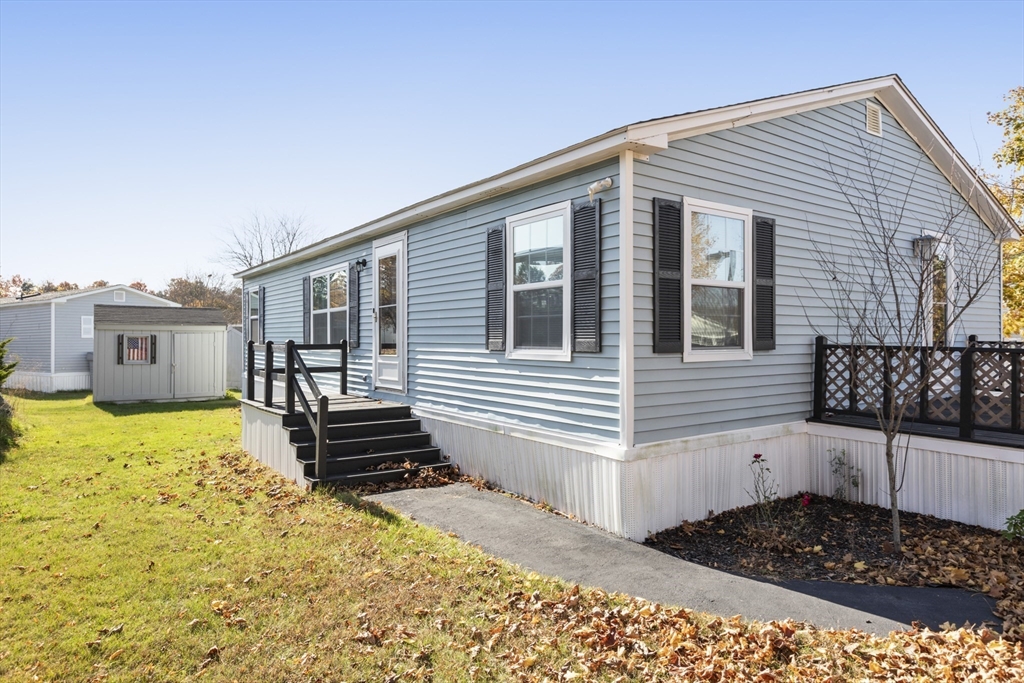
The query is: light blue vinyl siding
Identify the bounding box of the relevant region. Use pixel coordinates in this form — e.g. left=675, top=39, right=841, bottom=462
left=0, top=303, right=51, bottom=372
left=632, top=99, right=1003, bottom=444
left=246, top=161, right=621, bottom=442
left=55, top=289, right=173, bottom=373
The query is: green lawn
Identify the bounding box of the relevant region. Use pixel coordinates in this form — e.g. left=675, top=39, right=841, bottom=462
left=1, top=392, right=1019, bottom=682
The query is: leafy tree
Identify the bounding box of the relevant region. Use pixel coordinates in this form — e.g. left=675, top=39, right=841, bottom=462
left=0, top=338, right=19, bottom=456
left=218, top=211, right=320, bottom=271
left=89, top=280, right=109, bottom=288
left=157, top=271, right=242, bottom=324
left=986, top=87, right=1024, bottom=337
left=129, top=281, right=150, bottom=293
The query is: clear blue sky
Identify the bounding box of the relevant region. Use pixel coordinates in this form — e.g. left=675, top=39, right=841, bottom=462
left=1, top=0, right=1021, bottom=288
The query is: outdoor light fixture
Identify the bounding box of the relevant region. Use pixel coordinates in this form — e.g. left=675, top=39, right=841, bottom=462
left=587, top=177, right=613, bottom=202
left=355, top=258, right=368, bottom=272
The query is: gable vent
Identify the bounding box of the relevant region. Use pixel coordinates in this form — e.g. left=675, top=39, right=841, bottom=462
left=865, top=102, right=883, bottom=137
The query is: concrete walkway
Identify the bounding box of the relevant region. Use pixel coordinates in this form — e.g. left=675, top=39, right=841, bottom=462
left=368, top=483, right=998, bottom=637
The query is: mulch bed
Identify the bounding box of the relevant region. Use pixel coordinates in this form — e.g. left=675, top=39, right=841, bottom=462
left=645, top=494, right=1024, bottom=639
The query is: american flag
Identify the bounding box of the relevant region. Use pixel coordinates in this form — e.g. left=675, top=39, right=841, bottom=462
left=127, top=336, right=148, bottom=362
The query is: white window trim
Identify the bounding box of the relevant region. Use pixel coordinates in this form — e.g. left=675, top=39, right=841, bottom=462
left=248, top=290, right=260, bottom=344
left=124, top=335, right=150, bottom=364
left=308, top=263, right=350, bottom=345
left=682, top=197, right=754, bottom=363
left=922, top=229, right=955, bottom=346
left=505, top=200, right=573, bottom=362
left=81, top=315, right=93, bottom=339
left=113, top=290, right=126, bottom=302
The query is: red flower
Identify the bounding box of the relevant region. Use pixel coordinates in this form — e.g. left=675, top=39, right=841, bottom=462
left=802, top=493, right=811, bottom=507
left=753, top=453, right=762, bottom=460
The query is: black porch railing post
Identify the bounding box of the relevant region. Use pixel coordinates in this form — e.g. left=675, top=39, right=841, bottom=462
left=1011, top=351, right=1021, bottom=433
left=285, top=340, right=295, bottom=415
left=246, top=340, right=255, bottom=401
left=316, top=394, right=329, bottom=480
left=264, top=341, right=274, bottom=408
left=959, top=348, right=975, bottom=441
left=812, top=336, right=826, bottom=420
left=341, top=340, right=348, bottom=396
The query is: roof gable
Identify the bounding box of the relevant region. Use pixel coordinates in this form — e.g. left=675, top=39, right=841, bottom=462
left=0, top=285, right=179, bottom=308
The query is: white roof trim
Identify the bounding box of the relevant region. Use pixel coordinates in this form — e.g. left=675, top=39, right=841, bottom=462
left=0, top=284, right=180, bottom=308
left=237, top=75, right=1018, bottom=279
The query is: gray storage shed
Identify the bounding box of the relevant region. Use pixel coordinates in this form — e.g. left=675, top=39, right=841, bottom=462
left=93, top=305, right=228, bottom=403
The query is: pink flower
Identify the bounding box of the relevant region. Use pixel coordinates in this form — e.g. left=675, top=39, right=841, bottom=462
left=753, top=453, right=762, bottom=461
left=802, top=493, right=811, bottom=507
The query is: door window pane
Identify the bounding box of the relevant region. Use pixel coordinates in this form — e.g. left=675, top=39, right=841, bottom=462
left=312, top=312, right=328, bottom=344
left=513, top=288, right=563, bottom=349
left=379, top=255, right=396, bottom=307
left=379, top=305, right=397, bottom=355
left=691, top=211, right=744, bottom=282
left=312, top=275, right=328, bottom=310
left=691, top=286, right=742, bottom=348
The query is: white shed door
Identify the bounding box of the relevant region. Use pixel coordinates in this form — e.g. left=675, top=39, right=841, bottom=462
left=173, top=332, right=219, bottom=399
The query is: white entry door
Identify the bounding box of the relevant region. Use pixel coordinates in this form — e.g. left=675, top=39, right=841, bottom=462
left=173, top=332, right=222, bottom=399
left=372, top=235, right=406, bottom=393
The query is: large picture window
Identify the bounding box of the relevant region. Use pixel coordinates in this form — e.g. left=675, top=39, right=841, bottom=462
left=683, top=198, right=753, bottom=362
left=506, top=201, right=571, bottom=361
left=310, top=267, right=348, bottom=344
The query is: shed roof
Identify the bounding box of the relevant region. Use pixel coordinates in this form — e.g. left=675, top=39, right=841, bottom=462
left=94, top=305, right=226, bottom=326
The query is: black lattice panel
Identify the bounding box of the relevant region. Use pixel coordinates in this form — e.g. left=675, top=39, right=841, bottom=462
left=973, top=350, right=1012, bottom=429
left=926, top=349, right=962, bottom=424
left=824, top=347, right=851, bottom=411
left=890, top=349, right=922, bottom=419
left=854, top=348, right=885, bottom=412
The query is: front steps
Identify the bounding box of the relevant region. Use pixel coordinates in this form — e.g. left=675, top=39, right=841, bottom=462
left=241, top=396, right=450, bottom=488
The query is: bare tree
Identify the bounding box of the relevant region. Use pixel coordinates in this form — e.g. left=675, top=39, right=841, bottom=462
left=218, top=211, right=321, bottom=271
left=157, top=270, right=243, bottom=324
left=809, top=137, right=1011, bottom=550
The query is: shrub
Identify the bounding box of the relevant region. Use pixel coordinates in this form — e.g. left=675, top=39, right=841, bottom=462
left=1005, top=510, right=1024, bottom=542
left=0, top=337, right=20, bottom=458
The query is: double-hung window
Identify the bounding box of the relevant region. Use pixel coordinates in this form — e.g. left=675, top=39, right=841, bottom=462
left=683, top=198, right=753, bottom=362
left=248, top=291, right=260, bottom=343
left=310, top=267, right=348, bottom=344
left=507, top=201, right=572, bottom=361
left=81, top=316, right=93, bottom=339
left=920, top=232, right=952, bottom=346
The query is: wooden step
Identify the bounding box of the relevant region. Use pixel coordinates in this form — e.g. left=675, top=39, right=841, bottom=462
left=281, top=404, right=412, bottom=428
left=286, top=418, right=422, bottom=444
left=299, top=446, right=443, bottom=477
left=293, top=432, right=432, bottom=460
left=306, top=461, right=452, bottom=489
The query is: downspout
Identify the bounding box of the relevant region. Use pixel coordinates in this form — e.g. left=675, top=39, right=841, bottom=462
left=618, top=151, right=635, bottom=449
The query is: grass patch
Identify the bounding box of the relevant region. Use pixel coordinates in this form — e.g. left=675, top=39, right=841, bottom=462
left=1, top=392, right=1021, bottom=681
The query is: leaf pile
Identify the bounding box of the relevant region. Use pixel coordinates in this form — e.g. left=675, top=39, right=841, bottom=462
left=648, top=495, right=1024, bottom=640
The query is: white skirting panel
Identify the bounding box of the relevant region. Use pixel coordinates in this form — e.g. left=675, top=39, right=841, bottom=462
left=240, top=401, right=305, bottom=487
left=806, top=424, right=1024, bottom=532
left=621, top=433, right=811, bottom=541
left=7, top=371, right=91, bottom=393
left=418, top=415, right=626, bottom=536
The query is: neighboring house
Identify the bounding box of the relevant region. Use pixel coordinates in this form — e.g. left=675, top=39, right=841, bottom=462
left=92, top=306, right=227, bottom=403
left=0, top=285, right=179, bottom=392
left=238, top=75, right=1022, bottom=540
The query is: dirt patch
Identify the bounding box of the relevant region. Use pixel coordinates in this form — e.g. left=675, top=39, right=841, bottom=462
left=646, top=494, right=1024, bottom=639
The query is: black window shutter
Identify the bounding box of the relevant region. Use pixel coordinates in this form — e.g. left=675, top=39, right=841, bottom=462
left=258, top=285, right=266, bottom=343
left=150, top=334, right=157, bottom=364
left=348, top=262, right=360, bottom=349
left=485, top=221, right=506, bottom=351
left=653, top=197, right=683, bottom=353
left=753, top=215, right=777, bottom=351
left=301, top=276, right=311, bottom=344
left=572, top=198, right=601, bottom=353
left=117, top=334, right=124, bottom=365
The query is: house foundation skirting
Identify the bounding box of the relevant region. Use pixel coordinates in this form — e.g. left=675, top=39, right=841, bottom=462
left=417, top=412, right=1023, bottom=541
left=240, top=402, right=304, bottom=486
left=6, top=371, right=91, bottom=393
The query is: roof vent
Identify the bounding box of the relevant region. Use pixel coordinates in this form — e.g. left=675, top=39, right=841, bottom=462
left=866, top=102, right=883, bottom=137
left=114, top=290, right=126, bottom=302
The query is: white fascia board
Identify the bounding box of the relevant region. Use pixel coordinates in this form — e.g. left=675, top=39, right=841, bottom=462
left=237, top=131, right=664, bottom=279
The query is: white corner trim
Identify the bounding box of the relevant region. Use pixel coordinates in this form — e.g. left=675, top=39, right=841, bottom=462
left=618, top=150, right=635, bottom=449
left=50, top=302, right=56, bottom=374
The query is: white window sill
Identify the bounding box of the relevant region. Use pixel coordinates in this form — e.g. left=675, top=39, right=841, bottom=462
left=683, top=348, right=753, bottom=363
left=506, top=349, right=572, bottom=363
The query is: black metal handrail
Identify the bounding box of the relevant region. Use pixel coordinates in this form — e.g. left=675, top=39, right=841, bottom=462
left=813, top=336, right=1024, bottom=441
left=246, top=339, right=349, bottom=480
